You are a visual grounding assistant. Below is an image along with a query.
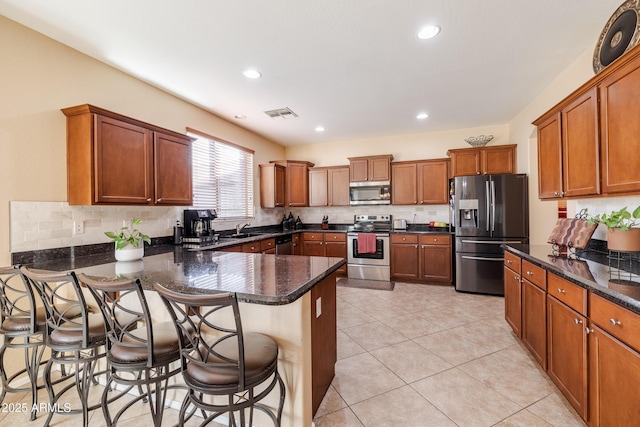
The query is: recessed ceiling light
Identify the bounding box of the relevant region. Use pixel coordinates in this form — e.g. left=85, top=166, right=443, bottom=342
left=234, top=114, right=247, bottom=120
left=417, top=25, right=440, bottom=40
left=242, top=69, right=262, bottom=79
left=315, top=126, right=325, bottom=132
left=416, top=112, right=429, bottom=119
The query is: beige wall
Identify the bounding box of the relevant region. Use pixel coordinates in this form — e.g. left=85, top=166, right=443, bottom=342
left=285, top=124, right=510, bottom=167
left=0, top=16, right=285, bottom=264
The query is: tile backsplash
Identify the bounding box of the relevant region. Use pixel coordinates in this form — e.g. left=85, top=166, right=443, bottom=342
left=9, top=201, right=284, bottom=253
left=575, top=196, right=640, bottom=241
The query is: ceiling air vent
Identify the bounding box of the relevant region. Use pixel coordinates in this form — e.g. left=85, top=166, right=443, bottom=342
left=264, top=107, right=298, bottom=120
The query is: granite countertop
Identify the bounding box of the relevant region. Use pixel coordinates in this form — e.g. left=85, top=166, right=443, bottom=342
left=26, top=245, right=345, bottom=306
left=504, top=244, right=640, bottom=314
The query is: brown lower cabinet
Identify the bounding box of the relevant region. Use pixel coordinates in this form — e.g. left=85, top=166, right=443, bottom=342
left=504, top=250, right=640, bottom=425
left=302, top=232, right=347, bottom=275
left=547, top=295, right=588, bottom=419
left=390, top=233, right=451, bottom=283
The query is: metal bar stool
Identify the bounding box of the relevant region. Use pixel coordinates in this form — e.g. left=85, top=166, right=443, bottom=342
left=0, top=265, right=47, bottom=421
left=20, top=267, right=109, bottom=427
left=78, top=273, right=190, bottom=427
left=154, top=283, right=285, bottom=427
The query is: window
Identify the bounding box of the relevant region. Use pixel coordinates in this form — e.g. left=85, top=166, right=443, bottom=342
left=187, top=128, right=254, bottom=219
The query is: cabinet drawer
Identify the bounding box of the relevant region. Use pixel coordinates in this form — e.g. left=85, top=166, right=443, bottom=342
left=590, top=292, right=640, bottom=352
left=547, top=273, right=587, bottom=315
left=522, top=260, right=546, bottom=290
left=242, top=242, right=261, bottom=253
left=504, top=251, right=521, bottom=274
left=260, top=238, right=275, bottom=251
left=324, top=232, right=346, bottom=242
left=303, top=232, right=324, bottom=241
left=391, top=234, right=418, bottom=244
left=419, top=234, right=451, bottom=246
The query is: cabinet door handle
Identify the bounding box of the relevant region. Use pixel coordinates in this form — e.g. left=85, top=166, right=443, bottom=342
left=147, top=198, right=152, bottom=202
left=586, top=327, right=594, bottom=334
left=610, top=318, right=621, bottom=326
left=514, top=275, right=519, bottom=280
left=507, top=259, right=512, bottom=264
left=574, top=318, right=583, bottom=325
left=157, top=198, right=162, bottom=202
left=526, top=271, right=533, bottom=276
left=557, top=288, right=566, bottom=294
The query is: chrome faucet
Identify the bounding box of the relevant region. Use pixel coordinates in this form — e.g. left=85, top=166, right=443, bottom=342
left=236, top=223, right=251, bottom=234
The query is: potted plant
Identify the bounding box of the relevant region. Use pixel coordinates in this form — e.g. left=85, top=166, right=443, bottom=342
left=588, top=206, right=640, bottom=252
left=105, top=218, right=151, bottom=261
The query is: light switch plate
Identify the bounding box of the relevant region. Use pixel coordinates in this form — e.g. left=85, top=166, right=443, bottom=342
left=316, top=297, right=322, bottom=318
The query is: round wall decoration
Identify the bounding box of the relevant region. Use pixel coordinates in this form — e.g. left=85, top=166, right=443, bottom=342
left=593, top=0, right=640, bottom=73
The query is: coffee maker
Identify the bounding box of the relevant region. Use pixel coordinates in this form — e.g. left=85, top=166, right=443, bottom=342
left=183, top=209, right=217, bottom=245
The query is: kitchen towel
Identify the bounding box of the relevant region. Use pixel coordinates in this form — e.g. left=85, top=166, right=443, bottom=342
left=357, top=233, right=377, bottom=254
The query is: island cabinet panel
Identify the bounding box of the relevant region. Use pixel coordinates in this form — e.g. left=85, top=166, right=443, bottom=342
left=63, top=104, right=193, bottom=206
left=588, top=325, right=640, bottom=427
left=599, top=56, right=640, bottom=194
left=536, top=113, right=563, bottom=199
left=521, top=279, right=547, bottom=368
left=504, top=262, right=522, bottom=338
left=390, top=234, right=419, bottom=280
left=348, top=155, right=393, bottom=182
left=546, top=295, right=588, bottom=420
left=419, top=234, right=451, bottom=282
left=311, top=273, right=337, bottom=415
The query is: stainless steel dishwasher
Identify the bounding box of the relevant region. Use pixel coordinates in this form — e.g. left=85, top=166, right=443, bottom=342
left=275, top=234, right=293, bottom=255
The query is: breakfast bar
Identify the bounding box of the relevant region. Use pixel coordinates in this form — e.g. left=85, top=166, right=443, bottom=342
left=28, top=248, right=345, bottom=427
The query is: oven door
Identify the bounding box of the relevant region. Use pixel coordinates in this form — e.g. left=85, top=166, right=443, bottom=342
left=347, top=233, right=390, bottom=266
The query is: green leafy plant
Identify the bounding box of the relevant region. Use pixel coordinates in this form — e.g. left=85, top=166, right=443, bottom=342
left=105, top=218, right=151, bottom=249
left=587, top=206, right=640, bottom=231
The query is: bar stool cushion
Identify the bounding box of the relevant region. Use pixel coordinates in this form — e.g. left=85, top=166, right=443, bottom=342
left=186, top=332, right=278, bottom=386
left=1, top=303, right=83, bottom=333
left=109, top=321, right=185, bottom=364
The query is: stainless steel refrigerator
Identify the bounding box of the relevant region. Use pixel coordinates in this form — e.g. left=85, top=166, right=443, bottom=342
left=453, top=174, right=529, bottom=295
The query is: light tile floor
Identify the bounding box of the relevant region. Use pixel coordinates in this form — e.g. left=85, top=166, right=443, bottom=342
left=312, top=281, right=586, bottom=427
left=0, top=282, right=586, bottom=427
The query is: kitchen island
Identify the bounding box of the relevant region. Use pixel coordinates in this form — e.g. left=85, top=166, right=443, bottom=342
left=27, top=248, right=344, bottom=427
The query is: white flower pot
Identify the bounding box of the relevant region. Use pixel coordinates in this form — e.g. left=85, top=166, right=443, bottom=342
left=114, top=243, right=144, bottom=261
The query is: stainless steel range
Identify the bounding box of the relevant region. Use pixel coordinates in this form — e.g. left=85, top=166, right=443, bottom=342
left=347, top=214, right=392, bottom=281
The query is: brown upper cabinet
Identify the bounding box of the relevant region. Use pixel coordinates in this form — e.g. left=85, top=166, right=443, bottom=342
left=348, top=155, right=393, bottom=182
left=533, top=41, right=640, bottom=199
left=263, top=160, right=315, bottom=207
left=391, top=159, right=450, bottom=205
left=259, top=163, right=286, bottom=208
left=446, top=145, right=516, bottom=177
left=534, top=87, right=599, bottom=199
left=309, top=166, right=350, bottom=207
left=62, top=104, right=193, bottom=206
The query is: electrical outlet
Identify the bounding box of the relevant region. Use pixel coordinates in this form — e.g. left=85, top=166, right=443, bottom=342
left=73, top=221, right=84, bottom=235
left=316, top=297, right=322, bottom=318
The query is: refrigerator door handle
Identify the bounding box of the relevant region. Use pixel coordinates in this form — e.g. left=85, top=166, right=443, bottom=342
left=461, top=255, right=505, bottom=262
left=460, top=240, right=524, bottom=244
left=491, top=179, right=496, bottom=233
left=485, top=181, right=490, bottom=232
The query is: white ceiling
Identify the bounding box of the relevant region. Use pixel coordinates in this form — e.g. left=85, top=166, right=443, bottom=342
left=0, top=0, right=624, bottom=146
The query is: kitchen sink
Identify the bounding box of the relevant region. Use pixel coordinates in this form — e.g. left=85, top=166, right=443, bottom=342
left=220, top=233, right=261, bottom=239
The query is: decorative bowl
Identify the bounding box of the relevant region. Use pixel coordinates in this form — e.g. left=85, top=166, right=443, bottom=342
left=465, top=135, right=494, bottom=147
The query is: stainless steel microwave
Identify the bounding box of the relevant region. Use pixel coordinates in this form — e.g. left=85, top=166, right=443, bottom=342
left=349, top=181, right=391, bottom=205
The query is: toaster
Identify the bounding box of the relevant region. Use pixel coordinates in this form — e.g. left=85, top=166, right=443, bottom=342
left=393, top=219, right=407, bottom=230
